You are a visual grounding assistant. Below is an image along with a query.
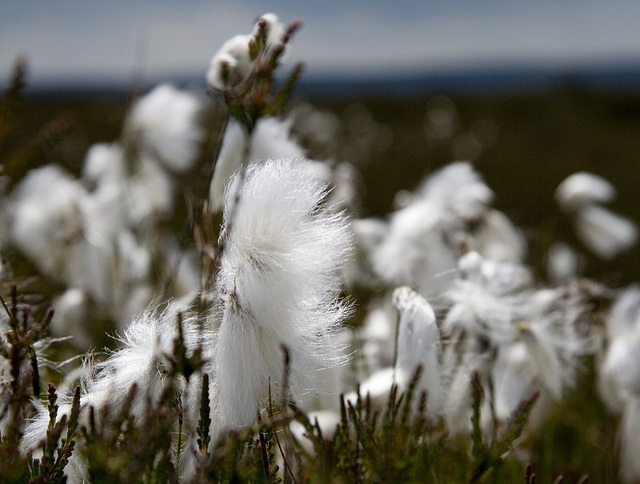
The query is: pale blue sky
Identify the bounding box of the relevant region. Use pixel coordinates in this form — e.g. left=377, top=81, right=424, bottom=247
left=2, top=1, right=640, bottom=86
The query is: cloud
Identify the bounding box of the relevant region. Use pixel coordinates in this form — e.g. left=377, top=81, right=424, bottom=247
left=2, top=1, right=640, bottom=85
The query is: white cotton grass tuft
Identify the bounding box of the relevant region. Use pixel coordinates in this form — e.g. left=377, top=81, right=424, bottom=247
left=372, top=162, right=506, bottom=296
left=547, top=242, right=581, bottom=283
left=251, top=13, right=288, bottom=55
left=50, top=288, right=91, bottom=348
left=206, top=34, right=254, bottom=92
left=83, top=305, right=188, bottom=413
left=209, top=116, right=310, bottom=212
left=214, top=157, right=352, bottom=428
left=392, top=286, right=444, bottom=416
left=22, top=303, right=210, bottom=481
left=619, top=398, right=640, bottom=483
left=10, top=165, right=86, bottom=280
left=125, top=84, right=204, bottom=173
left=492, top=342, right=538, bottom=421
left=600, top=286, right=640, bottom=483
left=470, top=209, right=526, bottom=263
left=555, top=171, right=616, bottom=212
left=555, top=171, right=638, bottom=259
left=438, top=251, right=588, bottom=436
left=574, top=205, right=638, bottom=260
left=441, top=251, right=530, bottom=343
left=358, top=298, right=397, bottom=371
left=345, top=288, right=444, bottom=416
left=372, top=191, right=458, bottom=293
left=206, top=13, right=287, bottom=93
left=417, top=161, right=494, bottom=222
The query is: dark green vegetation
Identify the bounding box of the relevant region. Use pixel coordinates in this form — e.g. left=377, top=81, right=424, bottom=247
left=0, top=285, right=580, bottom=482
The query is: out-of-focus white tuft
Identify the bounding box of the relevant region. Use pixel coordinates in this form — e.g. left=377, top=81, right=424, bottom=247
left=601, top=285, right=640, bottom=408
left=574, top=205, right=638, bottom=260
left=600, top=286, right=640, bottom=482
left=555, top=171, right=616, bottom=212
left=206, top=14, right=287, bottom=93
left=556, top=171, right=637, bottom=259
left=373, top=162, right=524, bottom=296
left=418, top=161, right=494, bottom=222
left=547, top=242, right=581, bottom=283
left=209, top=117, right=309, bottom=212
left=619, top=399, right=640, bottom=483
left=125, top=84, right=204, bottom=173
left=206, top=34, right=254, bottom=92
left=10, top=165, right=86, bottom=280
left=392, top=286, right=444, bottom=416
left=439, top=252, right=586, bottom=436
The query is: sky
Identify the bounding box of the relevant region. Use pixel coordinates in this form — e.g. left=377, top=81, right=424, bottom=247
left=2, top=1, right=640, bottom=88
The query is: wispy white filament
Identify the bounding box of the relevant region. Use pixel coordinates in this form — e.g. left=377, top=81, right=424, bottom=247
left=23, top=303, right=209, bottom=481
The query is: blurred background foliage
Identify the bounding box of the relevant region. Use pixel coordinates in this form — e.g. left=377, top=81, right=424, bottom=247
left=11, top=77, right=640, bottom=283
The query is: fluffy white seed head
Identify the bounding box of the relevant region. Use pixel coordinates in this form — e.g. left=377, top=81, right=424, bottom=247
left=252, top=13, right=287, bottom=53
left=11, top=165, right=87, bottom=279
left=82, top=142, right=125, bottom=185
left=206, top=13, right=286, bottom=92
left=547, top=242, right=581, bottom=283
left=209, top=117, right=308, bottom=212
left=126, top=84, right=203, bottom=173
left=470, top=209, right=526, bottom=263
left=358, top=300, right=396, bottom=371
left=392, top=286, right=444, bottom=416
left=603, top=336, right=640, bottom=398
left=555, top=171, right=616, bottom=212
left=88, top=304, right=207, bottom=420
left=492, top=342, right=537, bottom=421
left=214, top=158, right=352, bottom=428
left=608, top=285, right=640, bottom=338
left=373, top=197, right=457, bottom=293
left=206, top=34, right=253, bottom=91
left=22, top=302, right=210, bottom=481
left=418, top=161, right=494, bottom=222
left=442, top=252, right=532, bottom=342
left=206, top=13, right=287, bottom=92
left=373, top=162, right=496, bottom=295
left=574, top=204, right=637, bottom=259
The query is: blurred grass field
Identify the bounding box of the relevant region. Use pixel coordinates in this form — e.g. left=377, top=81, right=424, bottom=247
left=304, top=84, right=640, bottom=285
left=16, top=80, right=640, bottom=278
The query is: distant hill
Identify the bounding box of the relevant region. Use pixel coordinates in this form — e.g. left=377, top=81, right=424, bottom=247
left=297, top=61, right=640, bottom=98
left=11, top=59, right=640, bottom=99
